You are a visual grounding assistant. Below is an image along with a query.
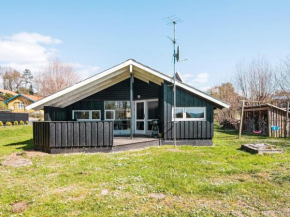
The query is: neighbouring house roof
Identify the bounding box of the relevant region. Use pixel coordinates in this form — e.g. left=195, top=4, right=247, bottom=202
left=0, top=88, right=18, bottom=96
left=26, top=59, right=230, bottom=110
left=4, top=94, right=43, bottom=104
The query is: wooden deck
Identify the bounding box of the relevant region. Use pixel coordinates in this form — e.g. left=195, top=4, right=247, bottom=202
left=112, top=137, right=160, bottom=152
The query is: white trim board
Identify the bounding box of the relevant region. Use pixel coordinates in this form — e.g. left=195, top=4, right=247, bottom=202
left=27, top=59, right=230, bottom=110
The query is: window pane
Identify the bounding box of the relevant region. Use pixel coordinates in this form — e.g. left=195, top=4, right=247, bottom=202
left=136, top=102, right=144, bottom=119
left=105, top=101, right=130, bottom=110
left=114, top=121, right=131, bottom=130
left=136, top=121, right=144, bottom=130
left=174, top=108, right=183, bottom=118
left=74, top=111, right=89, bottom=119
left=92, top=111, right=100, bottom=119
left=106, top=111, right=114, bottom=119
left=148, top=101, right=158, bottom=120
left=185, top=108, right=205, bottom=119
left=115, top=110, right=131, bottom=119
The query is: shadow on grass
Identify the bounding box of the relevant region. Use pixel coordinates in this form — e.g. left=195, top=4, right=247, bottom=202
left=4, top=139, right=34, bottom=150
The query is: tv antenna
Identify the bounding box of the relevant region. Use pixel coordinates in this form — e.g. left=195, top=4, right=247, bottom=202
left=163, top=15, right=188, bottom=147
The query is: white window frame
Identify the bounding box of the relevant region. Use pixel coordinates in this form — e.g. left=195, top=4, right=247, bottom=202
left=72, top=110, right=101, bottom=121
left=172, top=107, right=206, bottom=121
left=91, top=110, right=101, bottom=121
left=105, top=110, right=115, bottom=120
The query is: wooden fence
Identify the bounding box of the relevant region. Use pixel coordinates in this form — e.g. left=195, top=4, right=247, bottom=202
left=33, top=121, right=114, bottom=153
left=163, top=121, right=213, bottom=140
left=0, top=111, right=28, bottom=124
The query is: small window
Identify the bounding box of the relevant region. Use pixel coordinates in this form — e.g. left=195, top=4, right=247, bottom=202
left=174, top=108, right=184, bottom=119
left=18, top=103, right=25, bottom=109
left=92, top=110, right=101, bottom=120
left=172, top=107, right=206, bottom=121
left=105, top=110, right=115, bottom=120
left=73, top=111, right=89, bottom=120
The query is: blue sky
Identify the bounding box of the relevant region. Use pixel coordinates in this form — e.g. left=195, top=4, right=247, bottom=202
left=0, top=0, right=290, bottom=90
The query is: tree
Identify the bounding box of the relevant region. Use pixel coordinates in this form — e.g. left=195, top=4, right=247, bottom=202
left=1, top=68, right=23, bottom=92
left=22, top=69, right=33, bottom=89
left=276, top=56, right=290, bottom=99
left=208, top=82, right=240, bottom=122
left=34, top=58, right=81, bottom=97
left=234, top=56, right=276, bottom=101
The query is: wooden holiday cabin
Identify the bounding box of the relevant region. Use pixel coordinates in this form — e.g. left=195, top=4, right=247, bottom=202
left=243, top=103, right=290, bottom=137
left=27, top=59, right=229, bottom=153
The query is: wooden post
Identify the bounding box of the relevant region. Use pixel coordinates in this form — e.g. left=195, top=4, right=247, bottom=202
left=238, top=100, right=245, bottom=139
left=268, top=108, right=271, bottom=137
left=285, top=102, right=289, bottom=138
left=130, top=64, right=133, bottom=139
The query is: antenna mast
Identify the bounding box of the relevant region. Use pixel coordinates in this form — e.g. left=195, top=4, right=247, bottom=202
left=163, top=16, right=183, bottom=147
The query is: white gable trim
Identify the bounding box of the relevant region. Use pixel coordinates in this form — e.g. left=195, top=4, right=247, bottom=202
left=27, top=59, right=229, bottom=110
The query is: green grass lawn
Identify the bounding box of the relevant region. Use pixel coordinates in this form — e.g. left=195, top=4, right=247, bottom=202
left=0, top=125, right=289, bottom=216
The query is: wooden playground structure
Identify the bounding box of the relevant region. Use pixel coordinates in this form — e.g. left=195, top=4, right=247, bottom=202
left=239, top=101, right=290, bottom=138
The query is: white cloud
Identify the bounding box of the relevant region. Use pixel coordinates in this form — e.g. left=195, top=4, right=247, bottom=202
left=194, top=73, right=209, bottom=84
left=0, top=32, right=62, bottom=72
left=179, top=72, right=210, bottom=92
left=0, top=32, right=99, bottom=79
left=6, top=32, right=62, bottom=45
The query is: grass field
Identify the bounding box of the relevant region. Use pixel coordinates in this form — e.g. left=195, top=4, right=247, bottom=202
left=0, top=125, right=289, bottom=216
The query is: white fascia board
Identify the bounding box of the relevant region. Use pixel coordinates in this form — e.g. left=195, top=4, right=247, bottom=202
left=26, top=61, right=131, bottom=110
left=131, top=60, right=229, bottom=108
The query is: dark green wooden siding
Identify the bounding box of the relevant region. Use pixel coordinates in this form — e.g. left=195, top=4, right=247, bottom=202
left=163, top=81, right=214, bottom=140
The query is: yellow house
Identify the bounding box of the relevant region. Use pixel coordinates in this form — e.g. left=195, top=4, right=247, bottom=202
left=4, top=94, right=43, bottom=113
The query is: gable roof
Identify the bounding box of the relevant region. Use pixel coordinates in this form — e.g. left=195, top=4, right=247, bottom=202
left=0, top=88, right=17, bottom=96
left=4, top=94, right=42, bottom=104
left=26, top=59, right=230, bottom=110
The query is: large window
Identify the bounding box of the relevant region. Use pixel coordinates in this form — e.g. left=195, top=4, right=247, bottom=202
left=105, top=101, right=131, bottom=131
left=72, top=110, right=101, bottom=121
left=173, top=107, right=206, bottom=121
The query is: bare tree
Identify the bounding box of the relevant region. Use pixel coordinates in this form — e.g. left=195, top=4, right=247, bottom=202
left=1, top=68, right=23, bottom=92
left=276, top=56, right=290, bottom=99
left=234, top=56, right=276, bottom=101
left=34, top=58, right=81, bottom=97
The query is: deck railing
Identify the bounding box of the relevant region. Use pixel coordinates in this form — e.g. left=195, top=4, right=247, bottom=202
left=33, top=121, right=114, bottom=153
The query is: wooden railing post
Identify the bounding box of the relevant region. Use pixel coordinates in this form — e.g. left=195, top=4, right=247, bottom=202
left=238, top=100, right=245, bottom=139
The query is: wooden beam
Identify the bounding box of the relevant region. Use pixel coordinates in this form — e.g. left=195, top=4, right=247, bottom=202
left=133, top=68, right=164, bottom=83
left=33, top=67, right=129, bottom=110
left=238, top=100, right=245, bottom=139
left=133, top=73, right=149, bottom=83
left=134, top=71, right=162, bottom=86
left=58, top=74, right=131, bottom=108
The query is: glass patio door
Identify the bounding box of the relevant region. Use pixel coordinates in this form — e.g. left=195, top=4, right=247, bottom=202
left=135, top=101, right=145, bottom=134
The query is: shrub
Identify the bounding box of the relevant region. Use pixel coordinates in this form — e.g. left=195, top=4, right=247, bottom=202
left=6, top=121, right=12, bottom=126
left=20, top=120, right=25, bottom=125
left=14, top=121, right=19, bottom=125
left=26, top=120, right=29, bottom=125
left=0, top=121, right=3, bottom=126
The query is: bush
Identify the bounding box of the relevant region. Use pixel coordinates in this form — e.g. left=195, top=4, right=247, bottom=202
left=14, top=121, right=19, bottom=125
left=0, top=121, right=3, bottom=126
left=26, top=120, right=29, bottom=125
left=20, top=120, right=25, bottom=125
left=6, top=121, right=12, bottom=126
